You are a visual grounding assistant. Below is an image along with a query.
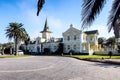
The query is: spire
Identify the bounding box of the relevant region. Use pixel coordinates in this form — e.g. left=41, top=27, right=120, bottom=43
left=44, top=18, right=49, bottom=31
left=41, top=18, right=52, bottom=33
left=70, top=24, right=73, bottom=28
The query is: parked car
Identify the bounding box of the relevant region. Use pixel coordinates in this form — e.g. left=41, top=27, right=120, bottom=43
left=14, top=50, right=24, bottom=55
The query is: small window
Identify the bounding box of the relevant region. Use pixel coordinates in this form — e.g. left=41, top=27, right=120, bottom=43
left=67, top=45, right=70, bottom=50
left=54, top=46, right=56, bottom=50
left=37, top=40, right=40, bottom=44
left=74, top=35, right=77, bottom=40
left=67, top=36, right=70, bottom=41
left=83, top=44, right=86, bottom=50
left=73, top=45, right=76, bottom=50
left=90, top=36, right=94, bottom=41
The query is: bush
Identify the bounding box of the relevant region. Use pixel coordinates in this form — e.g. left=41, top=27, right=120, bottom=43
left=117, top=44, right=120, bottom=53
left=94, top=51, right=108, bottom=56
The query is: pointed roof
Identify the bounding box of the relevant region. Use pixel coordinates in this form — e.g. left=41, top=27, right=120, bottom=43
left=41, top=19, right=52, bottom=33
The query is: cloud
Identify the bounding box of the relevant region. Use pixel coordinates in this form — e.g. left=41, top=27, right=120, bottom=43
left=85, top=25, right=114, bottom=39
left=30, top=30, right=41, bottom=39
left=48, top=16, right=63, bottom=28
left=16, top=0, right=47, bottom=39
left=44, top=16, right=64, bottom=37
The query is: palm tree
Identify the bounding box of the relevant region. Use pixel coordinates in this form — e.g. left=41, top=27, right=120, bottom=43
left=37, top=0, right=45, bottom=16
left=24, top=37, right=30, bottom=52
left=2, top=42, right=14, bottom=55
left=7, top=42, right=14, bottom=55
left=81, top=0, right=120, bottom=41
left=37, top=0, right=120, bottom=41
left=5, top=22, right=28, bottom=56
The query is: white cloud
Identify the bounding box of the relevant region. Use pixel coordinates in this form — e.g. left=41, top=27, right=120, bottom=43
left=48, top=16, right=63, bottom=28
left=16, top=0, right=46, bottom=39
left=85, top=25, right=114, bottom=39
left=30, top=30, right=41, bottom=39
left=46, top=16, right=64, bottom=37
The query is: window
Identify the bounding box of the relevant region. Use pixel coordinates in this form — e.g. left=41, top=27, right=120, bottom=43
left=74, top=35, right=77, bottom=40
left=67, top=36, right=70, bottom=41
left=83, top=35, right=86, bottom=41
left=73, top=45, right=76, bottom=50
left=90, top=36, right=94, bottom=41
left=83, top=44, right=86, bottom=50
left=37, top=40, right=40, bottom=44
left=67, top=45, right=70, bottom=50
left=54, top=46, right=56, bottom=50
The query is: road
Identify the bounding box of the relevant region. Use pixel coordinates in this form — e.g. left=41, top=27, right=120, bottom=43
left=0, top=56, right=119, bottom=80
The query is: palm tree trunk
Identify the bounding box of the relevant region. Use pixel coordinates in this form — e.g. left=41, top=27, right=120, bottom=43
left=2, top=47, right=4, bottom=55
left=114, top=24, right=120, bottom=52
left=10, top=47, right=12, bottom=55
left=15, top=38, right=18, bottom=56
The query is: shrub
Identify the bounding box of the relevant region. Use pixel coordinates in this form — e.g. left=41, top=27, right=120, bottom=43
left=94, top=51, right=108, bottom=56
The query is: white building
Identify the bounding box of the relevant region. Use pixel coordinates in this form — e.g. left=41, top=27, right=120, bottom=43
left=21, top=19, right=99, bottom=55
left=21, top=19, right=62, bottom=54
left=63, top=24, right=99, bottom=55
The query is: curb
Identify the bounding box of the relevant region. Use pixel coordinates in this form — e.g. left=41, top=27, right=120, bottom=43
left=72, top=57, right=120, bottom=65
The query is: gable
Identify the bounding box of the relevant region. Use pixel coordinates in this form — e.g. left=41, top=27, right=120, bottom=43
left=63, top=26, right=82, bottom=36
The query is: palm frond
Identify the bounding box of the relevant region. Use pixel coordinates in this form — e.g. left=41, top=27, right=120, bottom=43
left=37, top=0, right=45, bottom=16
left=5, top=22, right=28, bottom=41
left=107, top=0, right=120, bottom=38
left=81, top=0, right=106, bottom=29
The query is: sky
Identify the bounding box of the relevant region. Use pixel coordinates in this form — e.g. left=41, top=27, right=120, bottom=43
left=0, top=0, right=114, bottom=43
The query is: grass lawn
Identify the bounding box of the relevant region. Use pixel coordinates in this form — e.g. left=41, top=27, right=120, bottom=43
left=0, top=55, right=32, bottom=58
left=66, top=55, right=120, bottom=59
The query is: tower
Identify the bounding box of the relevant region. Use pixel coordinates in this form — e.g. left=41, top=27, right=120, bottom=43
left=40, top=19, right=52, bottom=41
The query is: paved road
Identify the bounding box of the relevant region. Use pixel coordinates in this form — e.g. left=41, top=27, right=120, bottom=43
left=0, top=56, right=119, bottom=80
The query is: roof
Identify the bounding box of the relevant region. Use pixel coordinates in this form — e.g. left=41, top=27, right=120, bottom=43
left=40, top=19, right=52, bottom=33
left=63, top=24, right=82, bottom=35
left=84, top=30, right=98, bottom=35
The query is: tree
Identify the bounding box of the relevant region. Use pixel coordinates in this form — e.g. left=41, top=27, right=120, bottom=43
left=7, top=42, right=14, bottom=55
left=98, top=37, right=106, bottom=47
left=98, top=37, right=106, bottom=44
left=37, top=0, right=45, bottom=16
left=5, top=22, right=28, bottom=56
left=56, top=43, right=64, bottom=55
left=106, top=37, right=116, bottom=48
left=0, top=43, right=2, bottom=53
left=24, top=36, right=30, bottom=52
left=81, top=0, right=120, bottom=40
left=37, top=0, right=120, bottom=39
left=2, top=42, right=14, bottom=55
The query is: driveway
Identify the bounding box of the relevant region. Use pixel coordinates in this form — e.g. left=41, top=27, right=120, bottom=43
left=0, top=56, right=119, bottom=80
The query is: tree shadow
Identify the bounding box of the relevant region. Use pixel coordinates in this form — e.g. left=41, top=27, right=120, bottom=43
left=92, top=62, right=120, bottom=68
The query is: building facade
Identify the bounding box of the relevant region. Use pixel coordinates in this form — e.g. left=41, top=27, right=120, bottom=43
left=21, top=20, right=99, bottom=55
left=63, top=24, right=99, bottom=55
